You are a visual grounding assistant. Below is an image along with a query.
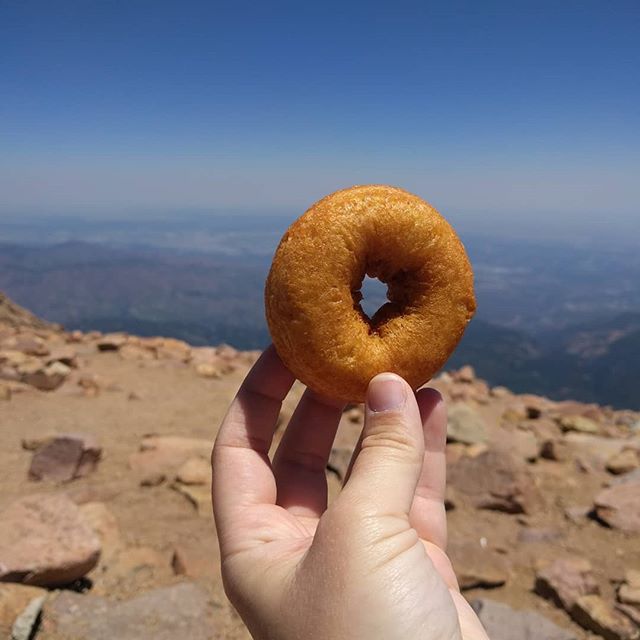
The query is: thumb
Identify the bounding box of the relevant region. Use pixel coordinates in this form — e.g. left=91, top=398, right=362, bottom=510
left=345, top=373, right=425, bottom=516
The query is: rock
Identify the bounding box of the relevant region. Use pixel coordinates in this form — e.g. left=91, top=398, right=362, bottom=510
left=570, top=594, right=639, bottom=640
left=96, top=333, right=127, bottom=351
left=194, top=362, right=222, bottom=378
left=41, top=582, right=215, bottom=640
left=172, top=482, right=211, bottom=516
left=503, top=428, right=539, bottom=462
left=448, top=542, right=508, bottom=590
left=452, top=365, right=475, bottom=383
left=446, top=403, right=488, bottom=445
left=490, top=386, right=511, bottom=399
left=540, top=438, right=568, bottom=462
left=618, top=569, right=640, bottom=606
left=472, top=598, right=577, bottom=640
left=0, top=382, right=10, bottom=401
left=617, top=603, right=640, bottom=627
left=154, top=338, right=191, bottom=361
left=130, top=435, right=212, bottom=478
left=448, top=449, right=538, bottom=514
left=0, top=493, right=101, bottom=586
left=119, top=344, right=155, bottom=361
left=45, top=346, right=78, bottom=368
left=10, top=592, right=46, bottom=640
left=2, top=334, right=49, bottom=356
left=535, top=557, right=600, bottom=611
left=594, top=482, right=640, bottom=533
left=140, top=472, right=166, bottom=487
left=175, top=457, right=211, bottom=485
left=29, top=434, right=101, bottom=482
left=78, top=502, right=122, bottom=564
left=91, top=547, right=168, bottom=596
left=564, top=505, right=591, bottom=524
left=607, top=449, right=640, bottom=475
left=327, top=447, right=352, bottom=481
left=557, top=414, right=600, bottom=434
left=0, top=584, right=47, bottom=638
left=22, top=361, right=71, bottom=391
left=171, top=544, right=215, bottom=579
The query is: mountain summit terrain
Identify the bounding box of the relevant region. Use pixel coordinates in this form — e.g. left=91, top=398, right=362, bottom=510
left=1, top=293, right=639, bottom=640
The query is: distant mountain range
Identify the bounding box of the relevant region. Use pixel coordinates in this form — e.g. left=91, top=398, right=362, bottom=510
left=1, top=236, right=639, bottom=409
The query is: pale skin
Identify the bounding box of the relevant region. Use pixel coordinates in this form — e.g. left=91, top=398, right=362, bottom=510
left=212, top=346, right=490, bottom=640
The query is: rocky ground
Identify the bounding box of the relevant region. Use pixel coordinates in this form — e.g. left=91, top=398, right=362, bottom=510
left=1, top=298, right=639, bottom=639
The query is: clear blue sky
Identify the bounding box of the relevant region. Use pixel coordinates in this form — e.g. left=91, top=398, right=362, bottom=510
left=1, top=1, right=638, bottom=238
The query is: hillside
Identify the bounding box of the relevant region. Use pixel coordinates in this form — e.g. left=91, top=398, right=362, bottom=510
left=1, top=236, right=640, bottom=408
left=1, top=303, right=639, bottom=640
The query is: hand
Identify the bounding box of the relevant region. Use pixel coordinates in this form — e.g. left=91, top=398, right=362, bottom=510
left=212, top=346, right=489, bottom=640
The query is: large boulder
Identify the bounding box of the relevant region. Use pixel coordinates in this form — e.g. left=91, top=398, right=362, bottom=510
left=0, top=493, right=101, bottom=587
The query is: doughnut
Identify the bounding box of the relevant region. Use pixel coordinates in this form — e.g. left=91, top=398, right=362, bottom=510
left=265, top=185, right=476, bottom=402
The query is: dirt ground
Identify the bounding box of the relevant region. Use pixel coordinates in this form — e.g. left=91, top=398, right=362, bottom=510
left=1, top=329, right=639, bottom=639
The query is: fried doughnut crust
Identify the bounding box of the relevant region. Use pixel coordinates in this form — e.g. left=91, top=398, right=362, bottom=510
left=265, top=185, right=476, bottom=402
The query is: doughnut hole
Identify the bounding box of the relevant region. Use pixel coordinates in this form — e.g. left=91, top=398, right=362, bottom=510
left=355, top=275, right=389, bottom=322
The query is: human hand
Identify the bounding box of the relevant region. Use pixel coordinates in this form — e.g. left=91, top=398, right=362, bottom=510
left=212, top=346, right=489, bottom=640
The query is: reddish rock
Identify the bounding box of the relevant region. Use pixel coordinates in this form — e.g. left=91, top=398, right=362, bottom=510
left=594, top=482, right=640, bottom=533
left=557, top=414, right=600, bottom=434
left=22, top=361, right=71, bottom=391
left=534, top=557, right=600, bottom=610
left=171, top=544, right=216, bottom=579
left=0, top=493, right=101, bottom=586
left=570, top=594, right=639, bottom=640
left=606, top=449, right=640, bottom=475
left=175, top=457, right=210, bottom=486
left=447, top=402, right=488, bottom=445
left=194, top=362, right=222, bottom=379
left=79, top=502, right=122, bottom=565
left=448, top=541, right=508, bottom=590
left=618, top=569, right=640, bottom=606
left=2, top=334, right=49, bottom=356
left=45, top=346, right=78, bottom=368
left=448, top=449, right=539, bottom=514
left=490, top=386, right=511, bottom=399
left=616, top=603, right=640, bottom=627
left=29, top=434, right=101, bottom=482
left=501, top=428, right=539, bottom=462
left=452, top=365, right=475, bottom=383
left=171, top=482, right=211, bottom=516
left=119, top=344, right=155, bottom=361
left=154, top=338, right=191, bottom=362
left=96, top=333, right=128, bottom=351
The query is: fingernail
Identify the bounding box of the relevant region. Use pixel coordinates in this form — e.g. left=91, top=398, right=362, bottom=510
left=367, top=373, right=406, bottom=412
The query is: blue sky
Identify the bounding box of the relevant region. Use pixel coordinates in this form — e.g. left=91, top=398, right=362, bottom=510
left=1, top=1, right=638, bottom=238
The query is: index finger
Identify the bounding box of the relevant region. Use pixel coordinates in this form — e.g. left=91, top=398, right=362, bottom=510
left=212, top=345, right=295, bottom=525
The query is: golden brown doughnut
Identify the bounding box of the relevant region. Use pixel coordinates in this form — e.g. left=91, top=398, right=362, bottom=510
left=265, top=185, right=476, bottom=402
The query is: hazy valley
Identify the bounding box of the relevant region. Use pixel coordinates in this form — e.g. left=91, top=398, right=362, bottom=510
left=1, top=215, right=639, bottom=408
